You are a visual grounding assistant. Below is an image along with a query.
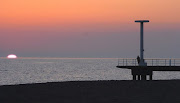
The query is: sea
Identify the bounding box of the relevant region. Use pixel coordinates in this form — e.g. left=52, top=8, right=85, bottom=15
left=1, top=57, right=180, bottom=85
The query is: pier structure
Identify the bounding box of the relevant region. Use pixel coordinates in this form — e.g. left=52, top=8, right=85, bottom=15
left=116, top=20, right=180, bottom=80
left=117, top=58, right=180, bottom=80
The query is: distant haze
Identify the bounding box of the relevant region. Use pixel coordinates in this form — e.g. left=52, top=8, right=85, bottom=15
left=0, top=0, right=180, bottom=58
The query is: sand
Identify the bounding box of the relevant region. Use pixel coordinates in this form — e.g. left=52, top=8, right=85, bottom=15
left=1, top=80, right=180, bottom=103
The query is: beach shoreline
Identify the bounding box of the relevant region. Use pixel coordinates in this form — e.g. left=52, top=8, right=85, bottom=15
left=1, top=80, right=180, bottom=103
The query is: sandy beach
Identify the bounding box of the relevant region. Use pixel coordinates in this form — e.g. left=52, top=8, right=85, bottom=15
left=0, top=80, right=180, bottom=103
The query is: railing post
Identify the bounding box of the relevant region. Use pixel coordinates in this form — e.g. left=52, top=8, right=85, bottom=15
left=152, top=59, right=153, bottom=66
left=169, top=59, right=171, bottom=66
left=126, top=59, right=127, bottom=66
left=174, top=59, right=175, bottom=66
left=118, top=58, right=119, bottom=66
left=156, top=59, right=158, bottom=66
left=132, top=59, right=134, bottom=66
left=133, top=59, right=134, bottom=66
left=123, top=59, right=124, bottom=66
left=165, top=59, right=166, bottom=66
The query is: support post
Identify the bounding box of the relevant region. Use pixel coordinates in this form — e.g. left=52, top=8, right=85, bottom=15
left=141, top=75, right=147, bottom=80
left=150, top=75, right=153, bottom=80
left=138, top=75, right=141, bottom=80
left=133, top=75, right=136, bottom=80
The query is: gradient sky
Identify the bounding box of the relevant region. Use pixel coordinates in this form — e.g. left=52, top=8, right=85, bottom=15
left=0, top=0, right=180, bottom=58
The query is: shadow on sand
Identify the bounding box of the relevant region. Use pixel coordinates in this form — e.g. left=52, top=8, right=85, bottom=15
left=1, top=80, right=180, bottom=103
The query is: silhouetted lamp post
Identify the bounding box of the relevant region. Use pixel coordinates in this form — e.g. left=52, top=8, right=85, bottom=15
left=135, top=20, right=149, bottom=66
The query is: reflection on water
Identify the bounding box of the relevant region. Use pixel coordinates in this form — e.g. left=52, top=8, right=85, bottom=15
left=0, top=58, right=180, bottom=85
left=0, top=58, right=130, bottom=85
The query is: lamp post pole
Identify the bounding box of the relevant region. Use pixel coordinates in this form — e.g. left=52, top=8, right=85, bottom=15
left=135, top=20, right=149, bottom=66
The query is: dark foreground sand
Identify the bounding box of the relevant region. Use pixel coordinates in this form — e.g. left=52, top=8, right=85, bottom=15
left=1, top=80, right=180, bottom=103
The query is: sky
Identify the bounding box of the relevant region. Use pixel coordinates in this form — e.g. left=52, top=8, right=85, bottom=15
left=0, top=0, right=180, bottom=58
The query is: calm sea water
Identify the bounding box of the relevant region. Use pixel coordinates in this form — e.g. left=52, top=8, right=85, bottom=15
left=0, top=58, right=180, bottom=85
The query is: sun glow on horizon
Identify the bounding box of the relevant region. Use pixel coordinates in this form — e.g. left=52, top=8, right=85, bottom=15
left=7, top=54, right=17, bottom=59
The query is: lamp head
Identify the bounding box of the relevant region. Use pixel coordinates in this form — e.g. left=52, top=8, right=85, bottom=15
left=135, top=20, right=149, bottom=23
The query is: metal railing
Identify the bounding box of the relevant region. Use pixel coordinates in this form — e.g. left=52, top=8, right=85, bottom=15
left=117, top=58, right=180, bottom=66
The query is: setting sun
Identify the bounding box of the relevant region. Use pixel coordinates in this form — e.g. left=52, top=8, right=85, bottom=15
left=7, top=54, right=17, bottom=59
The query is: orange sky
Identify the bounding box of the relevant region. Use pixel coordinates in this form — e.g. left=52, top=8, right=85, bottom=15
left=0, top=0, right=180, bottom=57
left=1, top=0, right=180, bottom=27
